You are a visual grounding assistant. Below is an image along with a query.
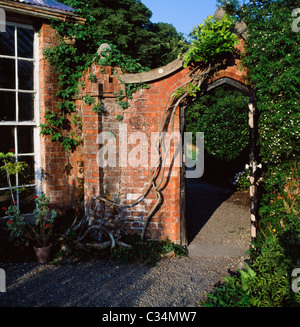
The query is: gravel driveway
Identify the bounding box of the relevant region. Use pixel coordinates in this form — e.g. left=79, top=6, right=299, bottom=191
left=0, top=256, right=243, bottom=307
left=0, top=181, right=250, bottom=307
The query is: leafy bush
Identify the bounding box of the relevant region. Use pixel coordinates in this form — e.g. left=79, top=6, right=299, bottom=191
left=247, top=235, right=293, bottom=307
left=203, top=272, right=251, bottom=307
left=233, top=166, right=250, bottom=191
left=204, top=235, right=299, bottom=307
left=183, top=14, right=238, bottom=67
left=203, top=0, right=300, bottom=308
left=259, top=162, right=300, bottom=240
left=186, top=85, right=249, bottom=162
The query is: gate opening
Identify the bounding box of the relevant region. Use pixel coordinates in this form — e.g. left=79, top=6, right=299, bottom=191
left=182, top=81, right=251, bottom=256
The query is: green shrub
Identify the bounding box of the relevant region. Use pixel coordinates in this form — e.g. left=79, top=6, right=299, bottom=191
left=203, top=234, right=300, bottom=307
left=247, top=235, right=292, bottom=307
left=203, top=273, right=251, bottom=307
left=110, top=234, right=187, bottom=266
left=233, top=166, right=250, bottom=191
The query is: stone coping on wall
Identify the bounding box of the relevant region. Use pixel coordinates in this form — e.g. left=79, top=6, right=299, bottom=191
left=119, top=58, right=185, bottom=84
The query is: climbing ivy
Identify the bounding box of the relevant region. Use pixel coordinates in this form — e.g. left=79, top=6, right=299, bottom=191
left=40, top=0, right=149, bottom=152
left=114, top=82, right=150, bottom=109
left=174, top=13, right=238, bottom=100
left=183, top=14, right=238, bottom=67
left=41, top=0, right=100, bottom=151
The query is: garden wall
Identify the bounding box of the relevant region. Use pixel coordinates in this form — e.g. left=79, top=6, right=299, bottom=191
left=39, top=23, right=84, bottom=210
left=39, top=24, right=248, bottom=244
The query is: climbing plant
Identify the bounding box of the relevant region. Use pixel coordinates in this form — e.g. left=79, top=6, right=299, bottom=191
left=183, top=13, right=238, bottom=67
left=95, top=12, right=241, bottom=240
left=41, top=0, right=149, bottom=152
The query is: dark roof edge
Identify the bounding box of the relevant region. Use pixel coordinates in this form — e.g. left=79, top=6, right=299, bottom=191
left=0, top=0, right=85, bottom=23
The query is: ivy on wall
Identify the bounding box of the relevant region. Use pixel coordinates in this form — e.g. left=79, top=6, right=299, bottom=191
left=183, top=13, right=238, bottom=67
left=40, top=0, right=149, bottom=152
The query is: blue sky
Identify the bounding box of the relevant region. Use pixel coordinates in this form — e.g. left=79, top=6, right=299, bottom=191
left=142, top=0, right=219, bottom=36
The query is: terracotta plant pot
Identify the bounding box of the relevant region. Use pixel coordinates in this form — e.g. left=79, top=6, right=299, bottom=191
left=33, top=243, right=52, bottom=263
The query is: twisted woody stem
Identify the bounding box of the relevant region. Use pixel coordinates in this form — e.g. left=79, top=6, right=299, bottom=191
left=93, top=62, right=216, bottom=240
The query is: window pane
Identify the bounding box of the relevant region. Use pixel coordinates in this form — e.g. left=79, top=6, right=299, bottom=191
left=0, top=126, right=15, bottom=153
left=18, top=155, right=35, bottom=185
left=17, top=28, right=34, bottom=59
left=18, top=60, right=33, bottom=90
left=0, top=25, right=15, bottom=56
left=17, top=126, right=34, bottom=154
left=0, top=91, right=16, bottom=121
left=0, top=58, right=15, bottom=89
left=19, top=92, right=34, bottom=121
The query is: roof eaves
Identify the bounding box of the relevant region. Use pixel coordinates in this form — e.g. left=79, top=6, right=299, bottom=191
left=13, top=0, right=74, bottom=12
left=0, top=0, right=85, bottom=23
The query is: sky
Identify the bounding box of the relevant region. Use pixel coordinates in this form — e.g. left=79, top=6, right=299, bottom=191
left=142, top=0, right=219, bottom=37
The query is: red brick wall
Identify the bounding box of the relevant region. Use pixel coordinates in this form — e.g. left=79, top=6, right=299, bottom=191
left=96, top=38, right=247, bottom=243
left=118, top=71, right=191, bottom=242
left=39, top=23, right=84, bottom=210
left=39, top=29, right=247, bottom=243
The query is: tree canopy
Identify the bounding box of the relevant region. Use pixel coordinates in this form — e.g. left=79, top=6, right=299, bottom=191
left=81, top=0, right=187, bottom=68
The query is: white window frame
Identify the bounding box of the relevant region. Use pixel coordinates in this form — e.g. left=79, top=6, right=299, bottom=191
left=0, top=21, right=41, bottom=210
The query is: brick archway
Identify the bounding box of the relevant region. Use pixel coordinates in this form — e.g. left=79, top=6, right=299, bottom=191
left=81, top=37, right=251, bottom=245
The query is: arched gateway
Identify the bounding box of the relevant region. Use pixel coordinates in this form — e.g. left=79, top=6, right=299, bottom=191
left=80, top=34, right=259, bottom=246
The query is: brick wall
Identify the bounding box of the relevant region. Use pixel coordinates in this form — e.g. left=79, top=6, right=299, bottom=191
left=39, top=28, right=247, bottom=243
left=39, top=23, right=84, bottom=211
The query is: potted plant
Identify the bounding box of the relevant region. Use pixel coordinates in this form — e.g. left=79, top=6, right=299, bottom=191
left=6, top=194, right=58, bottom=263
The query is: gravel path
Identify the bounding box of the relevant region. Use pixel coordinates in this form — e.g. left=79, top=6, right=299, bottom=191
left=0, top=256, right=241, bottom=307
left=0, top=181, right=250, bottom=307
left=186, top=180, right=250, bottom=257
